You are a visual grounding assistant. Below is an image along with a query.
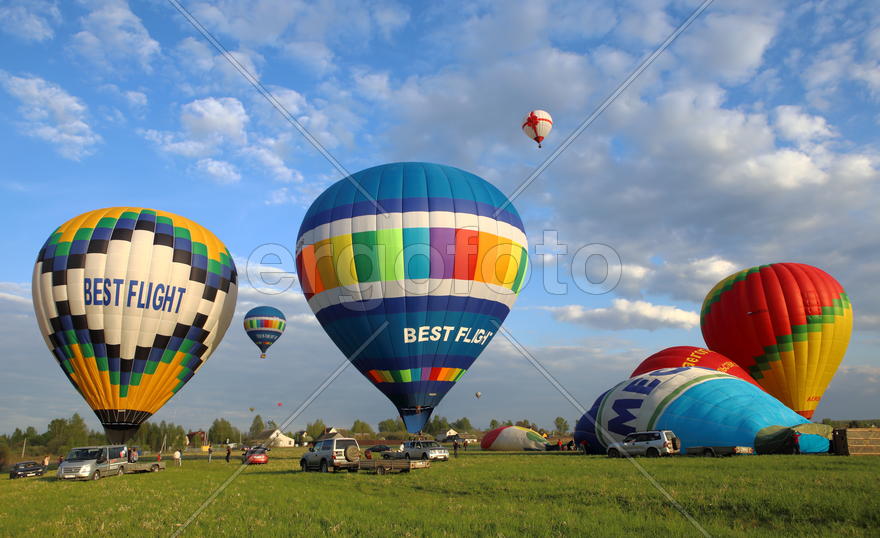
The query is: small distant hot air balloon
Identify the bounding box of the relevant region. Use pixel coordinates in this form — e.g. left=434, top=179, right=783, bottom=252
left=475, top=392, right=482, bottom=399
left=522, top=110, right=552, bottom=148
left=701, top=263, right=852, bottom=419
left=243, top=306, right=286, bottom=359
left=32, top=207, right=238, bottom=443
left=248, top=407, right=255, bottom=413
left=296, top=162, right=528, bottom=433
left=277, top=402, right=283, bottom=407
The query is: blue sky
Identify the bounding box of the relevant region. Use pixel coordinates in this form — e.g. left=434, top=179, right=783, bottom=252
left=1, top=0, right=878, bottom=435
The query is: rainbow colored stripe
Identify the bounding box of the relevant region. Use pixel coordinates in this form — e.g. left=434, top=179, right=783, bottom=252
left=367, top=367, right=467, bottom=384
left=244, top=318, right=286, bottom=331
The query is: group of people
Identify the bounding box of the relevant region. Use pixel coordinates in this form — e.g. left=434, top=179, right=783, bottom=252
left=451, top=439, right=471, bottom=457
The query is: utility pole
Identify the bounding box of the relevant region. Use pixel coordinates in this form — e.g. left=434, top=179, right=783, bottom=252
left=21, top=437, right=27, bottom=458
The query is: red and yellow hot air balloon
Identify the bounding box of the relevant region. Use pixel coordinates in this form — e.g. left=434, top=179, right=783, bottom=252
left=700, top=263, right=852, bottom=419
left=522, top=110, right=552, bottom=148
left=630, top=346, right=764, bottom=391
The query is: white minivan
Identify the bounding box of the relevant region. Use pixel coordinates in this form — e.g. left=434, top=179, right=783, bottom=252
left=57, top=445, right=128, bottom=480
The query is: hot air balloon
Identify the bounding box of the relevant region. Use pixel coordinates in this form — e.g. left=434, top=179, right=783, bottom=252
left=277, top=402, right=283, bottom=407
left=475, top=391, right=482, bottom=399
left=296, top=162, right=528, bottom=433
left=575, top=367, right=831, bottom=454
left=249, top=407, right=255, bottom=413
left=701, top=263, right=852, bottom=419
left=522, top=110, right=552, bottom=148
left=481, top=425, right=548, bottom=451
left=32, top=207, right=238, bottom=442
left=243, top=306, right=286, bottom=358
left=630, top=346, right=763, bottom=391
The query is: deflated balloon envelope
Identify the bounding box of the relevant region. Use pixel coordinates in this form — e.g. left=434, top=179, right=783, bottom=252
left=32, top=207, right=238, bottom=442
left=295, top=162, right=528, bottom=433
left=630, top=346, right=763, bottom=391
left=575, top=367, right=830, bottom=454
left=481, top=426, right=548, bottom=451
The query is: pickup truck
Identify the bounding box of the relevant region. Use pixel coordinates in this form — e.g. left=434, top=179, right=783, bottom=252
left=124, top=461, right=166, bottom=473
left=688, top=445, right=754, bottom=457
left=399, top=440, right=449, bottom=461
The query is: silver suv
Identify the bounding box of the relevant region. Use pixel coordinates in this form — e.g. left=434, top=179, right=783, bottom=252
left=606, top=430, right=680, bottom=458
left=400, top=440, right=449, bottom=461
left=57, top=445, right=128, bottom=480
left=300, top=438, right=360, bottom=472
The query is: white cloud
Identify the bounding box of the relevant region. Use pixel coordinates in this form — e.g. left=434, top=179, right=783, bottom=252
left=0, top=72, right=102, bottom=160
left=371, top=2, right=410, bottom=40
left=677, top=12, right=780, bottom=83
left=774, top=106, right=834, bottom=144
left=124, top=90, right=147, bottom=108
left=181, top=97, right=249, bottom=145
left=195, top=158, right=241, bottom=184
left=71, top=0, right=160, bottom=72
left=283, top=41, right=336, bottom=74
left=0, top=0, right=60, bottom=42
left=546, top=299, right=699, bottom=331
left=243, top=141, right=302, bottom=183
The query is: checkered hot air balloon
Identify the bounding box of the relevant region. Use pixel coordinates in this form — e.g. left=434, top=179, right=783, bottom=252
left=243, top=306, right=286, bottom=359
left=296, top=162, right=528, bottom=433
left=522, top=110, right=552, bottom=148
left=32, top=207, right=238, bottom=443
left=700, top=263, right=852, bottom=419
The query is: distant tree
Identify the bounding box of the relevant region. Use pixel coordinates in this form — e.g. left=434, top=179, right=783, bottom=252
left=515, top=419, right=536, bottom=430
left=208, top=418, right=240, bottom=445
left=424, top=416, right=450, bottom=436
left=266, top=419, right=278, bottom=431
left=378, top=418, right=405, bottom=432
left=451, top=417, right=473, bottom=432
left=502, top=420, right=513, bottom=427
left=351, top=420, right=375, bottom=435
left=0, top=439, right=9, bottom=469
left=489, top=419, right=500, bottom=430
left=306, top=419, right=326, bottom=440
left=249, top=415, right=265, bottom=438
left=554, top=417, right=569, bottom=436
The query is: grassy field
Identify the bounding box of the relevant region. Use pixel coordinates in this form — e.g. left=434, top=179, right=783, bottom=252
left=1, top=448, right=878, bottom=537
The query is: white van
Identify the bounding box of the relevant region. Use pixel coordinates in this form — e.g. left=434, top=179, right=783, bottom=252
left=57, top=445, right=128, bottom=480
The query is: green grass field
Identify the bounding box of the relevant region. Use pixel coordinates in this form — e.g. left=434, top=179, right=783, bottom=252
left=1, top=449, right=878, bottom=536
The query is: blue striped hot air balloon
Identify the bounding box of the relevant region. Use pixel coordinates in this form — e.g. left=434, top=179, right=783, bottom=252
left=574, top=367, right=831, bottom=454
left=243, top=306, right=286, bottom=359
left=296, top=162, right=528, bottom=433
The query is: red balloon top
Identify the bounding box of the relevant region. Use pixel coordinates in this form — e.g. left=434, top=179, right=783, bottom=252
left=630, top=346, right=764, bottom=391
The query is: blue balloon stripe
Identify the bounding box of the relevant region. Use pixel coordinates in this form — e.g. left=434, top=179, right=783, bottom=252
left=299, top=197, right=525, bottom=238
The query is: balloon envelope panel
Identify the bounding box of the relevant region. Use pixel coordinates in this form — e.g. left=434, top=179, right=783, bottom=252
left=701, top=263, right=852, bottom=418
left=32, top=207, right=238, bottom=441
left=583, top=367, right=828, bottom=453
left=296, top=162, right=528, bottom=433
left=243, top=306, right=286, bottom=354
left=481, top=426, right=548, bottom=451
left=631, top=346, right=763, bottom=390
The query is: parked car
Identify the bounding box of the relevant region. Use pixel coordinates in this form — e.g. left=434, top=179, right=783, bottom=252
left=300, top=438, right=360, bottom=472
left=606, top=430, right=680, bottom=458
left=9, top=461, right=45, bottom=479
left=242, top=446, right=269, bottom=464
left=57, top=445, right=128, bottom=480
left=363, top=444, right=393, bottom=459
left=400, top=440, right=449, bottom=461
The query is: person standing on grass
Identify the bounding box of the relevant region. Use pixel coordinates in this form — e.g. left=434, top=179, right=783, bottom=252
left=173, top=449, right=182, bottom=467
left=453, top=440, right=459, bottom=458
left=225, top=446, right=231, bottom=464
left=42, top=455, right=50, bottom=469
left=208, top=446, right=213, bottom=463
left=792, top=431, right=801, bottom=455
